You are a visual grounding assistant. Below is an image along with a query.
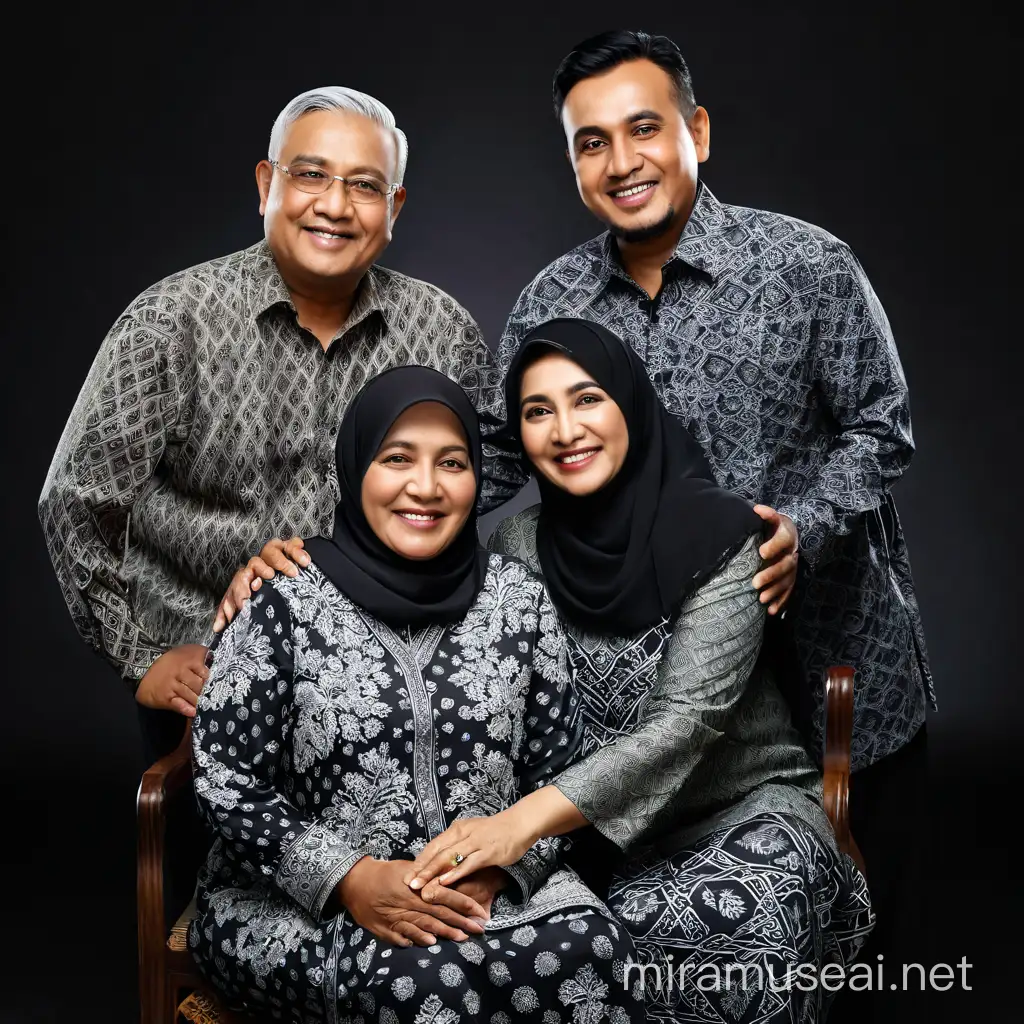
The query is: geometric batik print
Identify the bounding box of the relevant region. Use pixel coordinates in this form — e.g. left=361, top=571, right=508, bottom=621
left=39, top=239, right=522, bottom=686
left=496, top=181, right=934, bottom=771
left=607, top=813, right=875, bottom=1024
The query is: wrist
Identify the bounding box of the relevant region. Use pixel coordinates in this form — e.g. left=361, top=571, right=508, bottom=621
left=335, top=854, right=371, bottom=908
left=507, top=794, right=545, bottom=847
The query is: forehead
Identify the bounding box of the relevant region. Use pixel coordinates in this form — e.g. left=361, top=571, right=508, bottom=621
left=384, top=401, right=466, bottom=442
left=280, top=108, right=397, bottom=175
left=520, top=351, right=593, bottom=392
left=561, top=59, right=677, bottom=131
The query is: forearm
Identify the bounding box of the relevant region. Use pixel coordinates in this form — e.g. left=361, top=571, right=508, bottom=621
left=775, top=431, right=911, bottom=568
left=512, top=784, right=589, bottom=840
left=39, top=306, right=179, bottom=678
left=791, top=243, right=915, bottom=567
left=84, top=575, right=167, bottom=683
left=492, top=793, right=586, bottom=905
left=556, top=537, right=764, bottom=849
left=195, top=597, right=365, bottom=920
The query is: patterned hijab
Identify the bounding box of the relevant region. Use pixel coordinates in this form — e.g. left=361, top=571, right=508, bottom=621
left=505, top=318, right=762, bottom=634
left=305, top=366, right=488, bottom=628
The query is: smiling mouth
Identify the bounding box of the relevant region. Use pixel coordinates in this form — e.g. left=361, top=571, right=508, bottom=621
left=393, top=509, right=445, bottom=523
left=554, top=447, right=600, bottom=467
left=304, top=226, right=354, bottom=240
left=609, top=182, right=656, bottom=198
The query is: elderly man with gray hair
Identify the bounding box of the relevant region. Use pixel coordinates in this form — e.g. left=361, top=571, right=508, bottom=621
left=38, top=86, right=516, bottom=762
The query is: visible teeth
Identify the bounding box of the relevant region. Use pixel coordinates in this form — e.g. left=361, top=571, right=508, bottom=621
left=614, top=183, right=653, bottom=197
left=311, top=229, right=343, bottom=238
left=560, top=452, right=594, bottom=464
left=400, top=513, right=438, bottom=521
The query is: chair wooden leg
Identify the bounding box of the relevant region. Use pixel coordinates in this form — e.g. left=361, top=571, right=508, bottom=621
left=138, top=972, right=166, bottom=1024
left=167, top=980, right=182, bottom=1024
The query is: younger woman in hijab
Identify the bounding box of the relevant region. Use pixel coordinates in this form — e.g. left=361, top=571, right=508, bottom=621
left=189, top=366, right=644, bottom=1024
left=402, top=322, right=874, bottom=1024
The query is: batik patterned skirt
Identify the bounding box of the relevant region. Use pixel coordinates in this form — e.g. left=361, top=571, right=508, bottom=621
left=607, top=811, right=874, bottom=1023
left=191, top=894, right=646, bottom=1024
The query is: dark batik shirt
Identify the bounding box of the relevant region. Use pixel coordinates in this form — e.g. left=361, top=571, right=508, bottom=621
left=494, top=182, right=934, bottom=771
left=38, top=241, right=521, bottom=684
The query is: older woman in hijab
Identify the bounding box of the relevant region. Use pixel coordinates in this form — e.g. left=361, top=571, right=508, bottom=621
left=401, top=321, right=874, bottom=1024
left=189, top=366, right=643, bottom=1024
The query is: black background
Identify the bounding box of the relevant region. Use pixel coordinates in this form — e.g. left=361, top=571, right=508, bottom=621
left=2, top=3, right=1017, bottom=1020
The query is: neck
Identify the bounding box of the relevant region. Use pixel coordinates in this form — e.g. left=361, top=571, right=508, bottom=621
left=282, top=270, right=364, bottom=351
left=615, top=194, right=696, bottom=300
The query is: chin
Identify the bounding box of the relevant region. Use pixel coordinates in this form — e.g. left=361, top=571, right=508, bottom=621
left=605, top=206, right=677, bottom=244
left=390, top=537, right=449, bottom=561
left=544, top=470, right=612, bottom=497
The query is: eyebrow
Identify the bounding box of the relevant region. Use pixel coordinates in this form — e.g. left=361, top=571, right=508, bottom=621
left=519, top=380, right=602, bottom=409
left=288, top=155, right=388, bottom=179
left=572, top=109, right=665, bottom=146
left=376, top=439, right=469, bottom=456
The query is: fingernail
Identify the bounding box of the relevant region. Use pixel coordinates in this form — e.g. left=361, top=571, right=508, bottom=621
left=440, top=873, right=451, bottom=884
left=409, top=879, right=422, bottom=889
left=471, top=917, right=488, bottom=928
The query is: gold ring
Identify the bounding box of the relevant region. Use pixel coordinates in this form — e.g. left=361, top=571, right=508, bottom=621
left=450, top=852, right=465, bottom=866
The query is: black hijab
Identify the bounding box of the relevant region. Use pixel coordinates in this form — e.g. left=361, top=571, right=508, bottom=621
left=304, top=365, right=489, bottom=629
left=505, top=318, right=762, bottom=634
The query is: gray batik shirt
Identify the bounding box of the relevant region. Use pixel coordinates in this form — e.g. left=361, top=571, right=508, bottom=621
left=495, top=182, right=934, bottom=772
left=38, top=240, right=522, bottom=685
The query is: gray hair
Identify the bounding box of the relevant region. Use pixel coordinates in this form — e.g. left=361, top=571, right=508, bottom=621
left=268, top=86, right=408, bottom=186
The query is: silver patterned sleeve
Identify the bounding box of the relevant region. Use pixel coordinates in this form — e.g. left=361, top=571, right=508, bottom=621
left=776, top=243, right=914, bottom=568
left=37, top=297, right=184, bottom=683
left=193, top=586, right=365, bottom=920
left=553, top=535, right=766, bottom=849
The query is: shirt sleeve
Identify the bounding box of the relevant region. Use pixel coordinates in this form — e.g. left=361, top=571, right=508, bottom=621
left=37, top=295, right=185, bottom=684
left=503, top=582, right=581, bottom=906
left=446, top=304, right=529, bottom=512
left=192, top=583, right=367, bottom=920
left=775, top=243, right=915, bottom=568
left=553, top=535, right=765, bottom=850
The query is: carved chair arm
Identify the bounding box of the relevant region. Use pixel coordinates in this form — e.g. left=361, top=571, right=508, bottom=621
left=821, top=666, right=866, bottom=875
left=137, top=722, right=194, bottom=971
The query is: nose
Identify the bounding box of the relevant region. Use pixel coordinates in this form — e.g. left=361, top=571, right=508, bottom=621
left=404, top=461, right=441, bottom=501
left=608, top=134, right=643, bottom=180
left=552, top=406, right=585, bottom=447
left=313, top=177, right=355, bottom=220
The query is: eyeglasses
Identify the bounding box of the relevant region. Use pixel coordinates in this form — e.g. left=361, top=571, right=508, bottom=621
left=270, top=160, right=399, bottom=204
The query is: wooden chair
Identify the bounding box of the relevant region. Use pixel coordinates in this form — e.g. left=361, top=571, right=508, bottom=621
left=137, top=667, right=864, bottom=1023
left=137, top=719, right=207, bottom=1024
left=822, top=665, right=867, bottom=876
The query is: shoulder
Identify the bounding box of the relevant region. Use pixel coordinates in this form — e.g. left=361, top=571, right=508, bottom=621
left=487, top=504, right=542, bottom=571
left=511, top=235, right=608, bottom=308
left=207, top=579, right=291, bottom=669
left=269, top=561, right=348, bottom=611
left=119, top=242, right=265, bottom=341
left=477, top=552, right=565, bottom=651
left=719, top=531, right=763, bottom=581
left=721, top=198, right=848, bottom=251
left=716, top=199, right=857, bottom=280
left=245, top=571, right=298, bottom=622
left=370, top=265, right=480, bottom=331
left=674, top=533, right=763, bottom=625
left=482, top=548, right=546, bottom=594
